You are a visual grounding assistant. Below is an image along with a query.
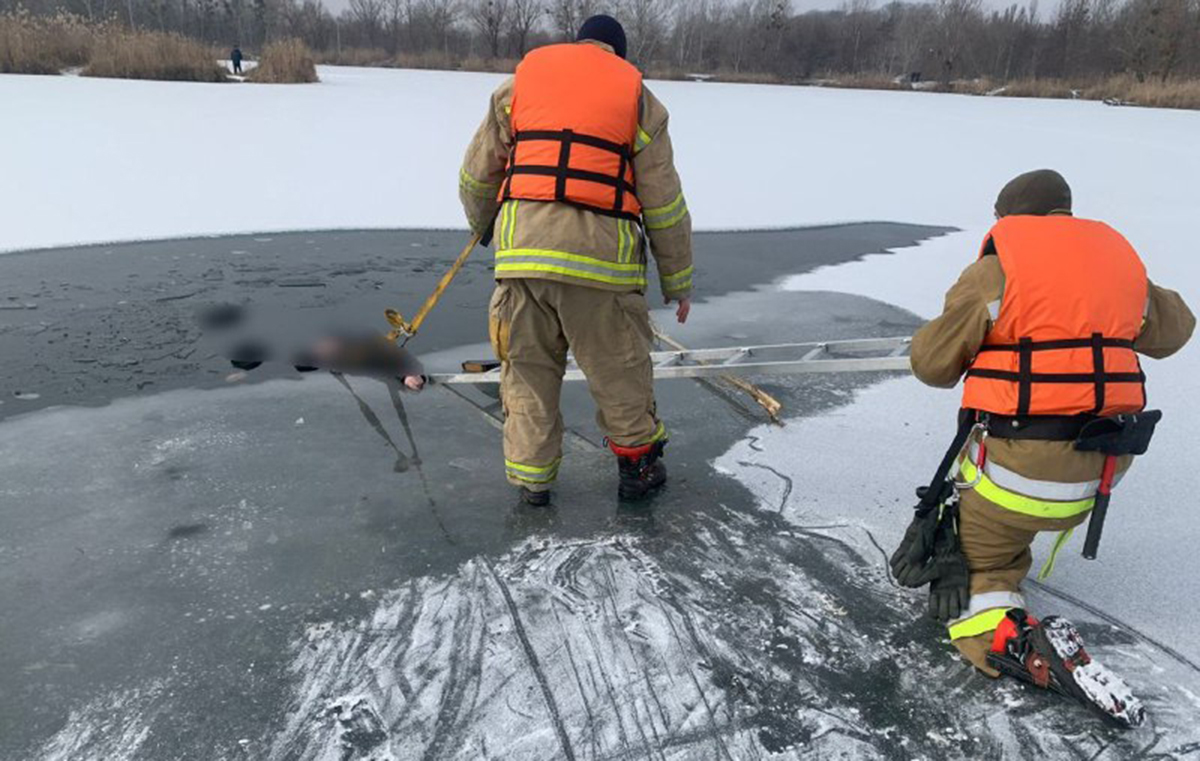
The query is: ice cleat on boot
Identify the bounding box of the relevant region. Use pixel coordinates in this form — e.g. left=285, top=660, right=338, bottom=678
left=987, top=609, right=1146, bottom=728
left=608, top=439, right=667, bottom=501
left=519, top=487, right=551, bottom=507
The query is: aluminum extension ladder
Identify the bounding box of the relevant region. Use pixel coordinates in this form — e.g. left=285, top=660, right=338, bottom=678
left=429, top=336, right=912, bottom=385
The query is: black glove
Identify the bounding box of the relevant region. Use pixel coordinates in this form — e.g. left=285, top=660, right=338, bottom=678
left=890, top=507, right=940, bottom=588
left=479, top=217, right=496, bottom=248
left=926, top=506, right=970, bottom=622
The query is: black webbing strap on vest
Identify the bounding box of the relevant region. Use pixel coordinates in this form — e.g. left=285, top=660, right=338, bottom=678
left=502, top=129, right=639, bottom=220
left=966, top=335, right=1145, bottom=416
left=915, top=408, right=978, bottom=517
left=983, top=413, right=1094, bottom=441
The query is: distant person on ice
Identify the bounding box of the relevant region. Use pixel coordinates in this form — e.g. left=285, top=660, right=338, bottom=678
left=892, top=169, right=1194, bottom=726
left=231, top=46, right=243, bottom=75
left=457, top=15, right=694, bottom=506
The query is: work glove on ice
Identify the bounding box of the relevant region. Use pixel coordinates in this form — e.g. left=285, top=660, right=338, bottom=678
left=926, top=508, right=971, bottom=622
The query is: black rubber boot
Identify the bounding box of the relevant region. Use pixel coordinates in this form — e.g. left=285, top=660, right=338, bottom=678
left=519, top=487, right=551, bottom=507
left=611, top=440, right=668, bottom=501
left=987, top=609, right=1145, bottom=728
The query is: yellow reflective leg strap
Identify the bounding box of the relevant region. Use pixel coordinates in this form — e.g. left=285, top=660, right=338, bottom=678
left=1038, top=528, right=1075, bottom=581
left=948, top=607, right=1012, bottom=641
left=960, top=457, right=1095, bottom=519
left=505, top=458, right=561, bottom=485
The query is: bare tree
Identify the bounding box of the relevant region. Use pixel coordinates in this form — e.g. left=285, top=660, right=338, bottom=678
left=349, top=0, right=386, bottom=46
left=468, top=0, right=510, bottom=57
left=508, top=0, right=544, bottom=55
left=549, top=0, right=594, bottom=39
left=932, top=0, right=983, bottom=80
left=618, top=0, right=674, bottom=63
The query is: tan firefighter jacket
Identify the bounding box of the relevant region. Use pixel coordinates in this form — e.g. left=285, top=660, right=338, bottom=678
left=458, top=42, right=693, bottom=300
left=911, top=251, right=1194, bottom=535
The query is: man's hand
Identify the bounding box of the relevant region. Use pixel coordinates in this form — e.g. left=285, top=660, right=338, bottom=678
left=666, top=296, right=691, bottom=324
left=404, top=375, right=426, bottom=392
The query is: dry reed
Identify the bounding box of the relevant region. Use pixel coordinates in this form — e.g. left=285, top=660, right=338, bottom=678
left=0, top=10, right=95, bottom=74
left=248, top=38, right=318, bottom=83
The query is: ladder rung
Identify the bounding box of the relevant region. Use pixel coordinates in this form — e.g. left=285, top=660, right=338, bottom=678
left=721, top=348, right=750, bottom=366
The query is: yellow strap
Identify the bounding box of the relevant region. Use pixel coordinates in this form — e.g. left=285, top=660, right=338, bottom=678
left=386, top=232, right=481, bottom=342
left=961, top=457, right=1095, bottom=519
left=948, top=607, right=1011, bottom=640
left=1038, top=528, right=1075, bottom=580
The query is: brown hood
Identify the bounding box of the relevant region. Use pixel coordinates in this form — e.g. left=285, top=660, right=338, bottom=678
left=995, top=170, right=1073, bottom=217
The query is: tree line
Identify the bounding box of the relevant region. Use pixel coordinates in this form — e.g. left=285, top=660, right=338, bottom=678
left=6, top=0, right=1199, bottom=83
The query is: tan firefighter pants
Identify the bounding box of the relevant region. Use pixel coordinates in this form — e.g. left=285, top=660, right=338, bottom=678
left=488, top=279, right=665, bottom=491
left=949, top=489, right=1091, bottom=675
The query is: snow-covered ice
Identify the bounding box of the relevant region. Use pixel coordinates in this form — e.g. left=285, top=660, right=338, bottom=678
left=4, top=65, right=1200, bottom=254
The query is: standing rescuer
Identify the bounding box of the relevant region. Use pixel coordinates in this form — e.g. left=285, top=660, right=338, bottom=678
left=893, top=169, right=1194, bottom=726
left=458, top=15, right=694, bottom=506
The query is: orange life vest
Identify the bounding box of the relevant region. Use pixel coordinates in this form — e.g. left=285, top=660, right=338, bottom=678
left=501, top=43, right=643, bottom=220
left=962, top=216, right=1148, bottom=418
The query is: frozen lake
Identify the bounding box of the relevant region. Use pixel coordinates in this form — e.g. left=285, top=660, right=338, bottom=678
left=4, top=62, right=1199, bottom=759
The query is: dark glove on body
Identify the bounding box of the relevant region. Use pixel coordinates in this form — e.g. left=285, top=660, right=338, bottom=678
left=479, top=217, right=496, bottom=248
left=927, top=507, right=970, bottom=622
left=890, top=506, right=940, bottom=588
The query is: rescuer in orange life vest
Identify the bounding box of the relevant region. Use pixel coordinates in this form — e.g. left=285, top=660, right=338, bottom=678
left=458, top=15, right=693, bottom=505
left=891, top=169, right=1194, bottom=726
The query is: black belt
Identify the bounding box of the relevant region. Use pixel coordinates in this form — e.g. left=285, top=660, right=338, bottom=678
left=981, top=413, right=1096, bottom=441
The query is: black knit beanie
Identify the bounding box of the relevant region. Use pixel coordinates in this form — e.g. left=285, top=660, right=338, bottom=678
left=577, top=14, right=627, bottom=60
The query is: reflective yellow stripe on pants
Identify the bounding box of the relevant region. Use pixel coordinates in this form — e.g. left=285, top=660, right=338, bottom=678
left=635, top=420, right=668, bottom=447
left=505, top=457, right=562, bottom=485
left=947, top=591, right=1026, bottom=640
left=959, top=455, right=1096, bottom=520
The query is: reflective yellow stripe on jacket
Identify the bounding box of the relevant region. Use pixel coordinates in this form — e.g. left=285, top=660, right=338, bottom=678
left=661, top=265, right=693, bottom=295
left=459, top=167, right=499, bottom=197
left=643, top=192, right=688, bottom=231
left=495, top=249, right=648, bottom=287
left=635, top=125, right=654, bottom=154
